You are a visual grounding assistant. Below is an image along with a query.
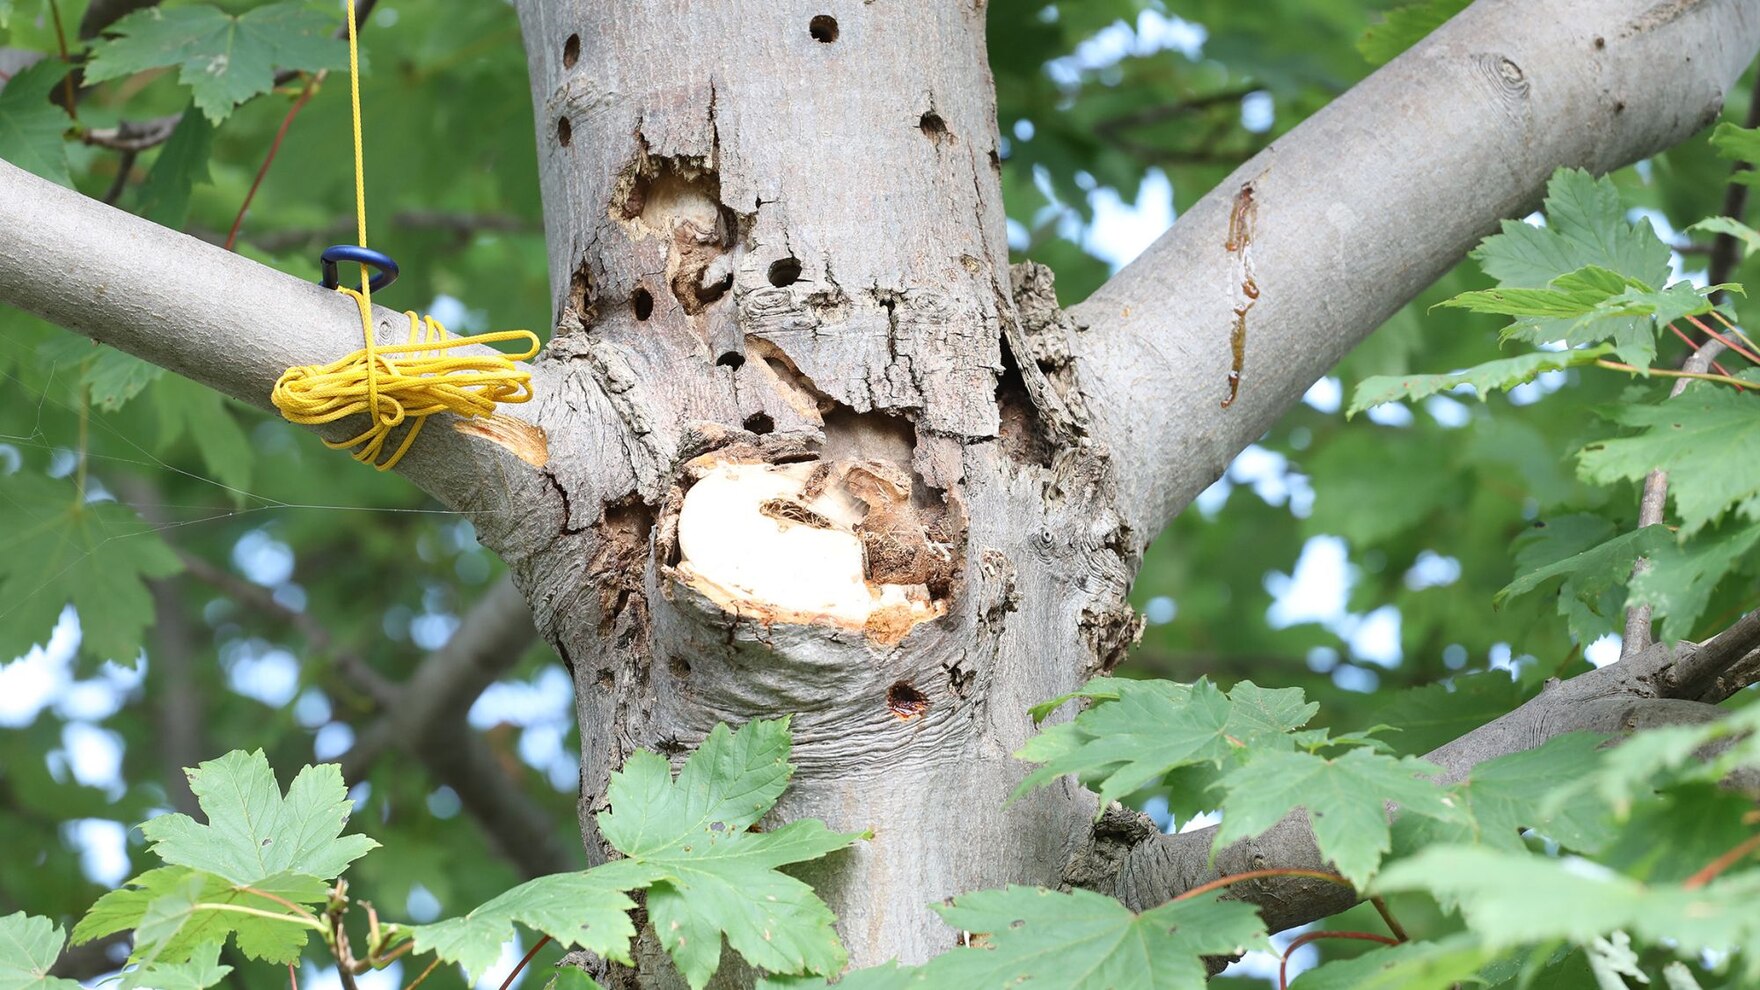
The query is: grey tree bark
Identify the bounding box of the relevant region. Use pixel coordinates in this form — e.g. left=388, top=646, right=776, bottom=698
left=2, top=0, right=1759, bottom=985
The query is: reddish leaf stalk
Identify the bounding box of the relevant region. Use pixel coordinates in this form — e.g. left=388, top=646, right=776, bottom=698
left=1667, top=323, right=1735, bottom=378
left=401, top=958, right=441, bottom=990
left=226, top=73, right=324, bottom=252
left=497, top=934, right=552, bottom=990
left=1172, top=868, right=1353, bottom=902
left=1682, top=313, right=1760, bottom=366
left=1683, top=831, right=1760, bottom=889
left=1368, top=895, right=1409, bottom=942
left=1279, top=930, right=1401, bottom=989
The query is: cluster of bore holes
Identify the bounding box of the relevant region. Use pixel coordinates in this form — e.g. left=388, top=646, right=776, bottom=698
left=556, top=34, right=580, bottom=145
left=809, top=14, right=838, bottom=43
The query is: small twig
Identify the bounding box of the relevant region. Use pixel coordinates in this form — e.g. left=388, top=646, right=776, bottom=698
left=46, top=0, right=77, bottom=119
left=101, top=149, right=137, bottom=206
left=1683, top=312, right=1760, bottom=366
left=1666, top=323, right=1735, bottom=378
left=227, top=73, right=323, bottom=251
left=1279, top=931, right=1400, bottom=989
left=82, top=114, right=183, bottom=152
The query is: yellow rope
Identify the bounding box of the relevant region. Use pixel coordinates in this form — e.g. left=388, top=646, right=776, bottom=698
left=270, top=0, right=540, bottom=470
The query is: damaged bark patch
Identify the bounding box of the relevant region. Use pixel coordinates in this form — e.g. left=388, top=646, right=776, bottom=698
left=591, top=494, right=655, bottom=641
left=452, top=413, right=549, bottom=467
left=1222, top=182, right=1257, bottom=409
left=668, top=454, right=956, bottom=644
left=611, top=154, right=743, bottom=317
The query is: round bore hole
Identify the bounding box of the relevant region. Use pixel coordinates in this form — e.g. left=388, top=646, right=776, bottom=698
left=632, top=286, right=653, bottom=321
left=919, top=111, right=947, bottom=138
left=809, top=14, right=838, bottom=42
left=562, top=33, right=580, bottom=68
left=743, top=412, right=774, bottom=435
left=716, top=351, right=746, bottom=370
left=767, top=257, right=802, bottom=287
left=887, top=681, right=929, bottom=720
left=557, top=116, right=572, bottom=147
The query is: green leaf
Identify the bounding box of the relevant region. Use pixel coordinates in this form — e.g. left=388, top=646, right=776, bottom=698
left=1365, top=672, right=1528, bottom=757
left=1015, top=679, right=1316, bottom=807
left=404, top=872, right=644, bottom=981
left=598, top=720, right=864, bottom=989
left=1375, top=847, right=1760, bottom=968
left=142, top=750, right=379, bottom=888
left=1543, top=706, right=1760, bottom=819
left=1287, top=933, right=1491, bottom=990
left=73, top=866, right=327, bottom=965
left=1626, top=520, right=1760, bottom=643
left=152, top=376, right=253, bottom=499
left=0, top=913, right=84, bottom=990
left=117, top=943, right=232, bottom=990
left=1357, top=0, right=1470, bottom=66
left=85, top=348, right=165, bottom=411
left=84, top=3, right=346, bottom=123
left=424, top=720, right=862, bottom=990
left=1578, top=389, right=1760, bottom=535
left=0, top=60, right=73, bottom=186
left=1462, top=169, right=1671, bottom=366
left=1213, top=748, right=1457, bottom=886
left=1496, top=519, right=1670, bottom=642
left=926, top=887, right=1266, bottom=989
left=137, top=108, right=215, bottom=228
left=1709, top=122, right=1760, bottom=183
left=1687, top=216, right=1760, bottom=259
left=1395, top=734, right=1614, bottom=855
left=1348, top=346, right=1610, bottom=417
left=0, top=471, right=182, bottom=662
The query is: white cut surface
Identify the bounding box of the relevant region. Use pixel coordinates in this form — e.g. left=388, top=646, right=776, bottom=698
left=675, top=461, right=931, bottom=625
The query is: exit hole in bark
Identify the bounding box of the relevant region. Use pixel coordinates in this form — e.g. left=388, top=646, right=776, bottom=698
left=887, top=681, right=929, bottom=719
left=744, top=412, right=774, bottom=434
left=768, top=257, right=802, bottom=287
left=809, top=15, right=838, bottom=42
left=919, top=112, right=948, bottom=142
left=632, top=287, right=653, bottom=321
left=562, top=33, right=579, bottom=68
left=717, top=351, right=745, bottom=369
left=557, top=116, right=572, bottom=147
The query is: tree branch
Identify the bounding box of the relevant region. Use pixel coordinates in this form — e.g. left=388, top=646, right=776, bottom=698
left=1069, top=0, right=1760, bottom=541
left=0, top=158, right=552, bottom=513
left=337, top=575, right=579, bottom=879
left=1097, top=609, right=1760, bottom=931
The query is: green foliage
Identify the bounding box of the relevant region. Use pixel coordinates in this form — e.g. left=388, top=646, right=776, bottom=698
left=1286, top=934, right=1490, bottom=990
left=1710, top=123, right=1760, bottom=185
left=1577, top=389, right=1760, bottom=535
left=1356, top=0, right=1471, bottom=66
left=1348, top=346, right=1610, bottom=418
left=408, top=719, right=864, bottom=989
left=0, top=61, right=72, bottom=185
left=1496, top=518, right=1671, bottom=643
left=137, top=107, right=216, bottom=227
left=0, top=471, right=182, bottom=663
left=0, top=913, right=83, bottom=990
left=84, top=3, right=346, bottom=123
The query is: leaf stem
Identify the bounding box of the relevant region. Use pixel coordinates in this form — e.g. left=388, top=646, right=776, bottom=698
left=1683, top=831, right=1760, bottom=889
left=238, top=886, right=321, bottom=921
left=1594, top=360, right=1753, bottom=391
left=192, top=903, right=329, bottom=929
left=1368, top=895, right=1409, bottom=942
left=226, top=72, right=325, bottom=251
left=46, top=0, right=77, bottom=120
left=1172, top=868, right=1352, bottom=902
left=497, top=934, right=552, bottom=990
left=401, top=959, right=441, bottom=990
left=1683, top=313, right=1760, bottom=366
left=1278, top=930, right=1400, bottom=989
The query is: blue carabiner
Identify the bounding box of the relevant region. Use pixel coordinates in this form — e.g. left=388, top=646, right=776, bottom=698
left=319, top=245, right=400, bottom=293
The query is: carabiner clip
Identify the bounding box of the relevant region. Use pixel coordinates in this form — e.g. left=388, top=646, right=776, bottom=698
left=320, top=245, right=400, bottom=293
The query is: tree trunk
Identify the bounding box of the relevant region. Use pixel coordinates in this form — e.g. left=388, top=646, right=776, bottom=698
left=499, top=0, right=1128, bottom=980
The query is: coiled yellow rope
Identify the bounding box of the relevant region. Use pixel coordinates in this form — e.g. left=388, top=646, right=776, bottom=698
left=270, top=0, right=540, bottom=470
